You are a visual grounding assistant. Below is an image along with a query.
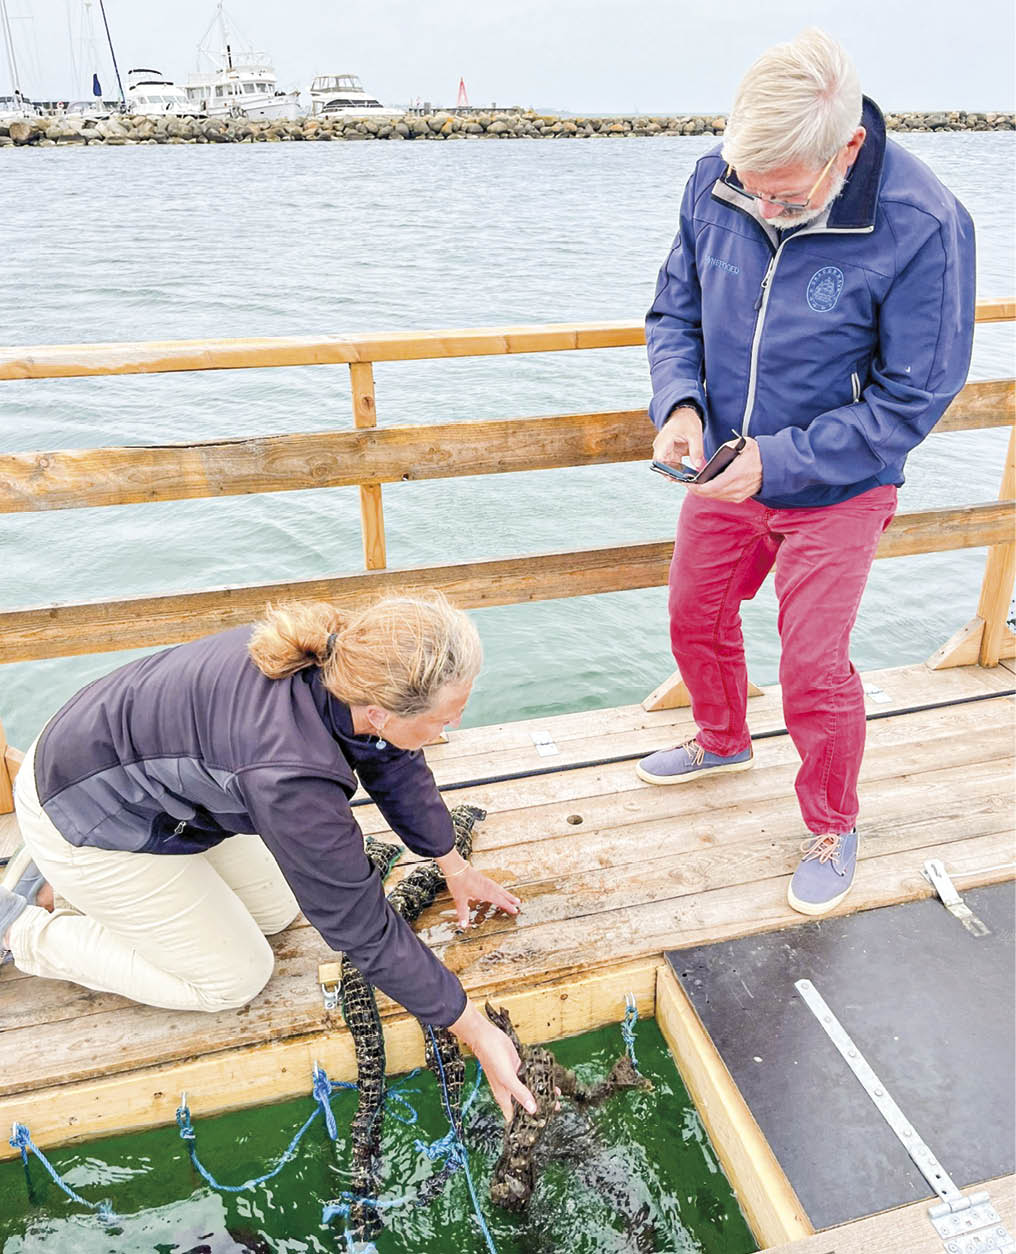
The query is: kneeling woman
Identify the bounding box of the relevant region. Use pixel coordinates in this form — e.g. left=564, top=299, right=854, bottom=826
left=1, top=595, right=536, bottom=1119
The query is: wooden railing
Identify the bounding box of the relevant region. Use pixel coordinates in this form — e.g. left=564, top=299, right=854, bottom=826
left=0, top=301, right=1013, bottom=674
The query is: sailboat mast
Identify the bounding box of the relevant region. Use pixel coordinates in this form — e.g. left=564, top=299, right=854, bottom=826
left=0, top=0, right=25, bottom=108
left=97, top=0, right=125, bottom=109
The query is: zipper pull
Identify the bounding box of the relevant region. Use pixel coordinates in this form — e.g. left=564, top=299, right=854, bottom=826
left=173, top=820, right=187, bottom=836
left=754, top=260, right=775, bottom=311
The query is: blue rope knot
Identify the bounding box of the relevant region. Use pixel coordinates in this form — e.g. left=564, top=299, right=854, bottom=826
left=312, top=1064, right=338, bottom=1142
left=413, top=1127, right=465, bottom=1169
left=175, top=1104, right=196, bottom=1141
left=321, top=1199, right=351, bottom=1223
left=9, top=1121, right=30, bottom=1158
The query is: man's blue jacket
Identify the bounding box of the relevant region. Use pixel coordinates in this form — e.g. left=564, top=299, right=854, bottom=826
left=646, top=98, right=976, bottom=508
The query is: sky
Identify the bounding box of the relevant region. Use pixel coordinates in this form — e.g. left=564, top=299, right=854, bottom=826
left=4, top=0, right=1015, bottom=112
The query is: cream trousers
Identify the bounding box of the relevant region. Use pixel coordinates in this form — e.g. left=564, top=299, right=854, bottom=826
left=9, top=740, right=300, bottom=1012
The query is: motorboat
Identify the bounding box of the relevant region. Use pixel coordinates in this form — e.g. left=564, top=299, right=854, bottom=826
left=308, top=73, right=403, bottom=119
left=184, top=4, right=301, bottom=121
left=126, top=68, right=195, bottom=116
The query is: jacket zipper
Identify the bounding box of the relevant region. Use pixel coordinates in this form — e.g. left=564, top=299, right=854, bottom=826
left=738, top=221, right=875, bottom=438
left=851, top=371, right=861, bottom=403
left=741, top=242, right=787, bottom=436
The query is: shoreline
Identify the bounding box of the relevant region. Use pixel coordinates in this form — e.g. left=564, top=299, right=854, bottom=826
left=3, top=108, right=1014, bottom=148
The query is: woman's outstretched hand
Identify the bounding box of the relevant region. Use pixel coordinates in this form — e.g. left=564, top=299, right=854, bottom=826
left=448, top=1001, right=536, bottom=1122
left=437, top=852, right=522, bottom=928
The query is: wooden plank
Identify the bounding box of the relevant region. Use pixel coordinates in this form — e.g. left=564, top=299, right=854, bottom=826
left=975, top=299, right=1016, bottom=323
left=417, top=662, right=1011, bottom=790
left=0, top=322, right=648, bottom=381
left=760, top=1174, right=1015, bottom=1253
left=655, top=964, right=814, bottom=1246
left=349, top=361, right=387, bottom=570
left=0, top=302, right=1005, bottom=382
left=2, top=751, right=1009, bottom=1089
left=6, top=734, right=1006, bottom=1034
left=423, top=660, right=1010, bottom=772
left=0, top=384, right=1006, bottom=516
left=0, top=958, right=660, bottom=1159
left=934, top=378, right=1016, bottom=432
left=2, top=503, right=1013, bottom=663
left=4, top=696, right=1006, bottom=1020
left=0, top=410, right=651, bottom=513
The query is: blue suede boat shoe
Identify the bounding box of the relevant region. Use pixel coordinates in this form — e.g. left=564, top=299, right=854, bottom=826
left=636, top=736, right=754, bottom=786
left=787, top=830, right=858, bottom=916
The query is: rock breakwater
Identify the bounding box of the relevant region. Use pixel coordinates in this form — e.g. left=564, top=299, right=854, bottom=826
left=2, top=108, right=1013, bottom=148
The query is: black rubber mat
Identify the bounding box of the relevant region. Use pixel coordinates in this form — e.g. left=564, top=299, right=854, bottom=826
left=666, top=883, right=1015, bottom=1230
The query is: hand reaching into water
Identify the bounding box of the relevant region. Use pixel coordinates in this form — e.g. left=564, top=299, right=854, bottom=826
left=448, top=1002, right=537, bottom=1121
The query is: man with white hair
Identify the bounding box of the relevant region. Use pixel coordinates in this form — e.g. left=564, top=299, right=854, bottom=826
left=638, top=29, right=975, bottom=916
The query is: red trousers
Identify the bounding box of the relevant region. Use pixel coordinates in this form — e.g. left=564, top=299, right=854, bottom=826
left=668, top=485, right=898, bottom=833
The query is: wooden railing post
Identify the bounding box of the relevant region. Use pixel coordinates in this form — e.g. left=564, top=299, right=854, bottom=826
left=349, top=362, right=387, bottom=570
left=928, top=420, right=1016, bottom=669
left=977, top=421, right=1016, bottom=666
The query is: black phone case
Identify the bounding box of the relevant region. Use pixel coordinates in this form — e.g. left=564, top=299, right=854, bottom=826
left=695, top=441, right=742, bottom=483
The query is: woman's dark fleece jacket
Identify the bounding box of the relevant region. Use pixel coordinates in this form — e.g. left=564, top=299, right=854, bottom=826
left=33, top=626, right=467, bottom=1025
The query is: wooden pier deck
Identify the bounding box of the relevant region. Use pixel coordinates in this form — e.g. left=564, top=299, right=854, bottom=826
left=1, top=658, right=1012, bottom=1161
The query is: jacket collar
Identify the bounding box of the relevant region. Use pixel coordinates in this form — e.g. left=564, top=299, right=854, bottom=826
left=714, top=96, right=886, bottom=232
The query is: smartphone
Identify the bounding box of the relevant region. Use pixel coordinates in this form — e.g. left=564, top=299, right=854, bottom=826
left=651, top=433, right=746, bottom=485
left=650, top=459, right=700, bottom=483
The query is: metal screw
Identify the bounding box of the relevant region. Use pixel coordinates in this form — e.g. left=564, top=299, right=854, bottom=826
left=874, top=1087, right=884, bottom=1097
left=847, top=1048, right=857, bottom=1058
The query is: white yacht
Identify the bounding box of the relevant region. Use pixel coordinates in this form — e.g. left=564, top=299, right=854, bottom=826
left=126, top=68, right=194, bottom=116
left=308, top=74, right=403, bottom=119
left=184, top=4, right=301, bottom=121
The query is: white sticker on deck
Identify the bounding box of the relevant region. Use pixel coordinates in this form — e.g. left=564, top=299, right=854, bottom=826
left=863, top=683, right=892, bottom=704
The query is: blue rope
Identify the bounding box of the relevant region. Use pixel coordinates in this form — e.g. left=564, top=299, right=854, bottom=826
left=174, top=1065, right=358, bottom=1194
left=8, top=1122, right=117, bottom=1224
left=321, top=1057, right=494, bottom=1249
left=425, top=1026, right=498, bottom=1254
left=621, top=993, right=639, bottom=1068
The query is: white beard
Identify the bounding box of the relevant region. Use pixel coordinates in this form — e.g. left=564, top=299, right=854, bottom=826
left=766, top=169, right=847, bottom=230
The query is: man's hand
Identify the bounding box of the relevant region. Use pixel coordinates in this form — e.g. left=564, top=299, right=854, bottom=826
left=689, top=436, right=763, bottom=503
left=653, top=406, right=705, bottom=472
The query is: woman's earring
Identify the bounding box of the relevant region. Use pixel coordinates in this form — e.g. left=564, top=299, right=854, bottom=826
left=376, top=734, right=387, bottom=750
left=372, top=719, right=387, bottom=750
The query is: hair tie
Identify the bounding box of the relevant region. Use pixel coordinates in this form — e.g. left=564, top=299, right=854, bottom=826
left=324, top=631, right=338, bottom=661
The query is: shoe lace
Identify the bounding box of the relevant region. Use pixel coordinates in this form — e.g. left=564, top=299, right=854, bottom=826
left=677, top=737, right=705, bottom=766
left=799, top=833, right=842, bottom=864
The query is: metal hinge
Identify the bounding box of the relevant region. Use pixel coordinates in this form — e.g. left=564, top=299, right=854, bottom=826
left=922, top=859, right=990, bottom=936
left=531, top=730, right=559, bottom=757
left=318, top=961, right=342, bottom=1012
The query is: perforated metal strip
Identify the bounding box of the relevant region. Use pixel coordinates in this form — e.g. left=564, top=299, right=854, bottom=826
left=796, top=979, right=1014, bottom=1254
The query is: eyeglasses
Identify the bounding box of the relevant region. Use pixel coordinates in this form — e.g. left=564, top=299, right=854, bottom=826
left=726, top=149, right=840, bottom=213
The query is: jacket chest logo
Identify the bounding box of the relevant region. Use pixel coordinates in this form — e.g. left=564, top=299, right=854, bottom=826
left=806, top=266, right=845, bottom=312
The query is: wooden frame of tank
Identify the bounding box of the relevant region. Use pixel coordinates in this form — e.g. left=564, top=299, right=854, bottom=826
left=0, top=303, right=1013, bottom=1250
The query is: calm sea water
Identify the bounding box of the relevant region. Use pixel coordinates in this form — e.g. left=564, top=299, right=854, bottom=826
left=0, top=133, right=1013, bottom=746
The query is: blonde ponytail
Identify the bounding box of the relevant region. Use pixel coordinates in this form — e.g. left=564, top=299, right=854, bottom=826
left=247, top=601, right=349, bottom=679
left=248, top=593, right=482, bottom=715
